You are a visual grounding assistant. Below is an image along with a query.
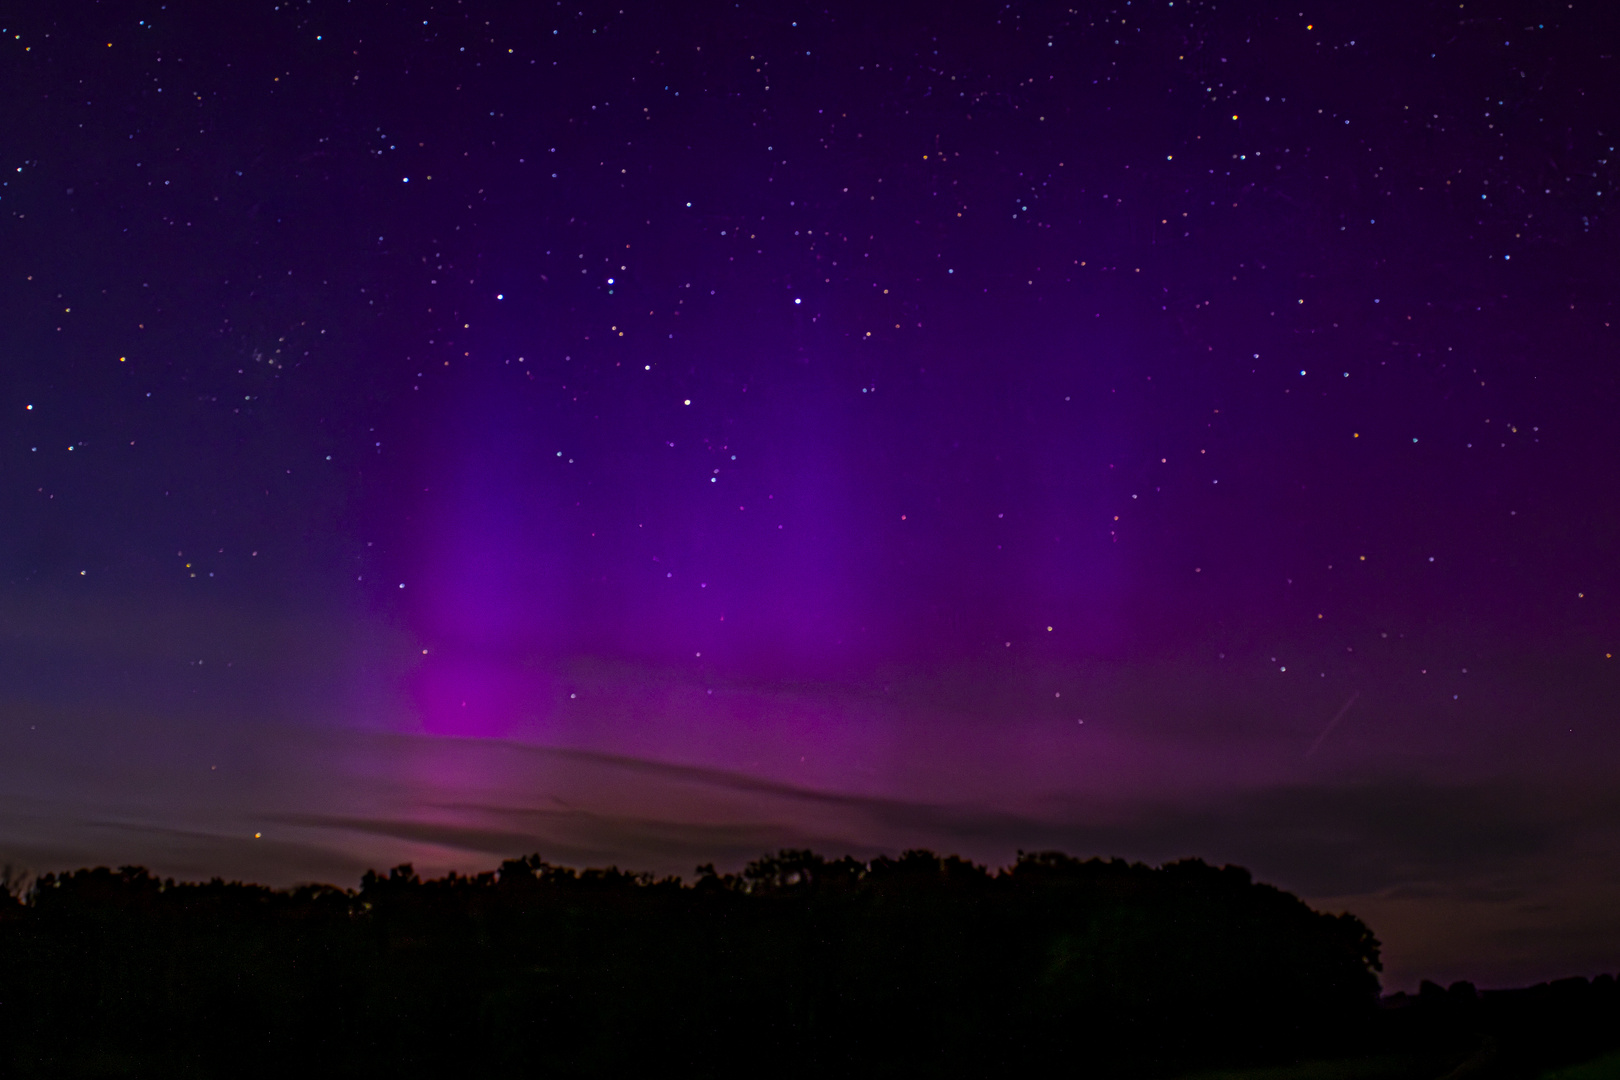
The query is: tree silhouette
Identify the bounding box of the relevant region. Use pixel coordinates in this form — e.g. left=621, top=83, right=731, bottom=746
left=0, top=848, right=1608, bottom=1078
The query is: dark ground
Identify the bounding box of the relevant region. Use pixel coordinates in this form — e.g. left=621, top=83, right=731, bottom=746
left=0, top=850, right=1615, bottom=1078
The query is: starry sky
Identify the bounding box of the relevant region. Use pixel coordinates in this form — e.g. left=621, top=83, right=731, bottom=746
left=2, top=0, right=1619, bottom=989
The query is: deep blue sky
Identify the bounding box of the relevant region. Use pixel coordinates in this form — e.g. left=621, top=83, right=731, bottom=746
left=2, top=0, right=1618, bottom=989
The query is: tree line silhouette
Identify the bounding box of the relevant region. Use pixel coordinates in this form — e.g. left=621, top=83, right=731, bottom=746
left=0, top=849, right=1612, bottom=1078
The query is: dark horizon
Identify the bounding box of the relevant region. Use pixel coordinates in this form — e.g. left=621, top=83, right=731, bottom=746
left=2, top=0, right=1618, bottom=995
left=3, top=842, right=1616, bottom=1000
left=8, top=848, right=1616, bottom=1078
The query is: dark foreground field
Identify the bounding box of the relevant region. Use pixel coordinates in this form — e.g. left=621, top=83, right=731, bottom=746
left=0, top=850, right=1614, bottom=1078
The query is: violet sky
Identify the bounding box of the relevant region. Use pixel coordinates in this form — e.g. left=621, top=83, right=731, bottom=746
left=2, top=0, right=1618, bottom=990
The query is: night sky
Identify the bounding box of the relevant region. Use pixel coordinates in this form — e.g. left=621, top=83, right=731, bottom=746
left=3, top=0, right=1619, bottom=990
